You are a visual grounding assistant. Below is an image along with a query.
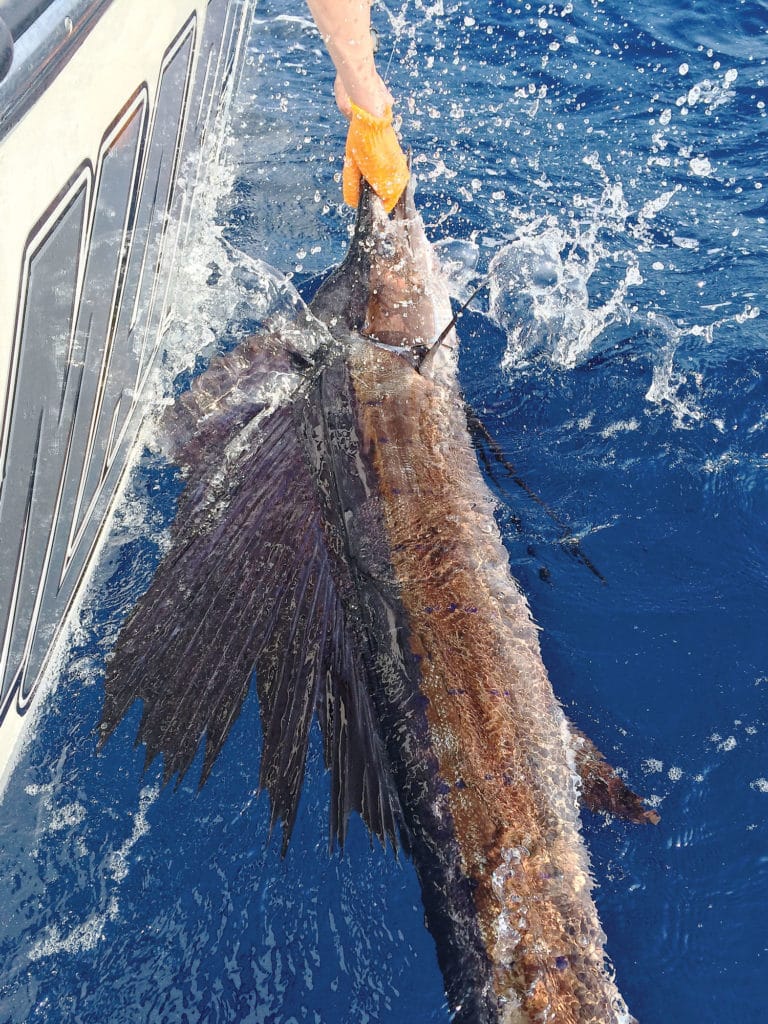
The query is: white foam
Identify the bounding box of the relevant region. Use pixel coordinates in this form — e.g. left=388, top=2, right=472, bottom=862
left=689, top=156, right=713, bottom=177
left=27, top=784, right=159, bottom=965
left=107, top=784, right=159, bottom=883
left=28, top=898, right=120, bottom=962
left=47, top=802, right=86, bottom=833
left=601, top=418, right=640, bottom=439
left=716, top=736, right=737, bottom=753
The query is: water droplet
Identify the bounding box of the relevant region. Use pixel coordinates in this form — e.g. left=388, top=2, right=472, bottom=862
left=689, top=156, right=713, bottom=177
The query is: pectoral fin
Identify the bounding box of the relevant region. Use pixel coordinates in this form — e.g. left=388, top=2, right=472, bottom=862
left=569, top=723, right=660, bottom=825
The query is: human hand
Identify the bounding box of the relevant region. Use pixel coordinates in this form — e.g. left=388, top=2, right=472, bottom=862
left=342, top=102, right=409, bottom=214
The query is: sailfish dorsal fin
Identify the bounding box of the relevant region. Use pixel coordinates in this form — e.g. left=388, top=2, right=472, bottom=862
left=99, top=336, right=406, bottom=855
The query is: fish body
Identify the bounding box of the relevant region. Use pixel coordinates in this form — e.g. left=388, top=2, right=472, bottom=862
left=100, top=179, right=649, bottom=1023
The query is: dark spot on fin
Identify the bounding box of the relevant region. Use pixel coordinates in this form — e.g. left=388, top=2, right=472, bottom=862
left=569, top=721, right=660, bottom=825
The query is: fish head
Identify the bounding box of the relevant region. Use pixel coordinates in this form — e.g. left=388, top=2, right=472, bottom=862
left=310, top=176, right=458, bottom=379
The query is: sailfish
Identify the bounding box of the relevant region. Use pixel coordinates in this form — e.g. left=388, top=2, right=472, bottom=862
left=99, top=176, right=657, bottom=1024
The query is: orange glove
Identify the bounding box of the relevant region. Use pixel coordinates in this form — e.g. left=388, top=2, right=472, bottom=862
left=342, top=103, right=409, bottom=214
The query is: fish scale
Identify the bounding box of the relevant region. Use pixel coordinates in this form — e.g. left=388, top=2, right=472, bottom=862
left=347, top=338, right=623, bottom=1023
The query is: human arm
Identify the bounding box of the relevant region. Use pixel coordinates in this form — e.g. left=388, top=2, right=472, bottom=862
left=305, top=0, right=390, bottom=117
left=305, top=0, right=409, bottom=212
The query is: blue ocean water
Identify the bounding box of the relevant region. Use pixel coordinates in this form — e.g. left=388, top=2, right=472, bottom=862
left=2, top=1, right=767, bottom=1022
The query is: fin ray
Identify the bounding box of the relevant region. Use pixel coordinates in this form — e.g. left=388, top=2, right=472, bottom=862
left=101, top=353, right=405, bottom=853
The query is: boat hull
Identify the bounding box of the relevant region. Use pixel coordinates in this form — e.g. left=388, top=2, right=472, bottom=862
left=0, top=0, right=254, bottom=790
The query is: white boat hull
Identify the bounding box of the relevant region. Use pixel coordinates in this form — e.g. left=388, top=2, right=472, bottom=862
left=0, top=0, right=254, bottom=790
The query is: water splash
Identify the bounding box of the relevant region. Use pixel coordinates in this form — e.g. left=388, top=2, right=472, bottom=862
left=490, top=204, right=642, bottom=369
left=642, top=312, right=703, bottom=428
left=152, top=121, right=307, bottom=413
left=432, top=237, right=480, bottom=301
left=643, top=304, right=761, bottom=427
